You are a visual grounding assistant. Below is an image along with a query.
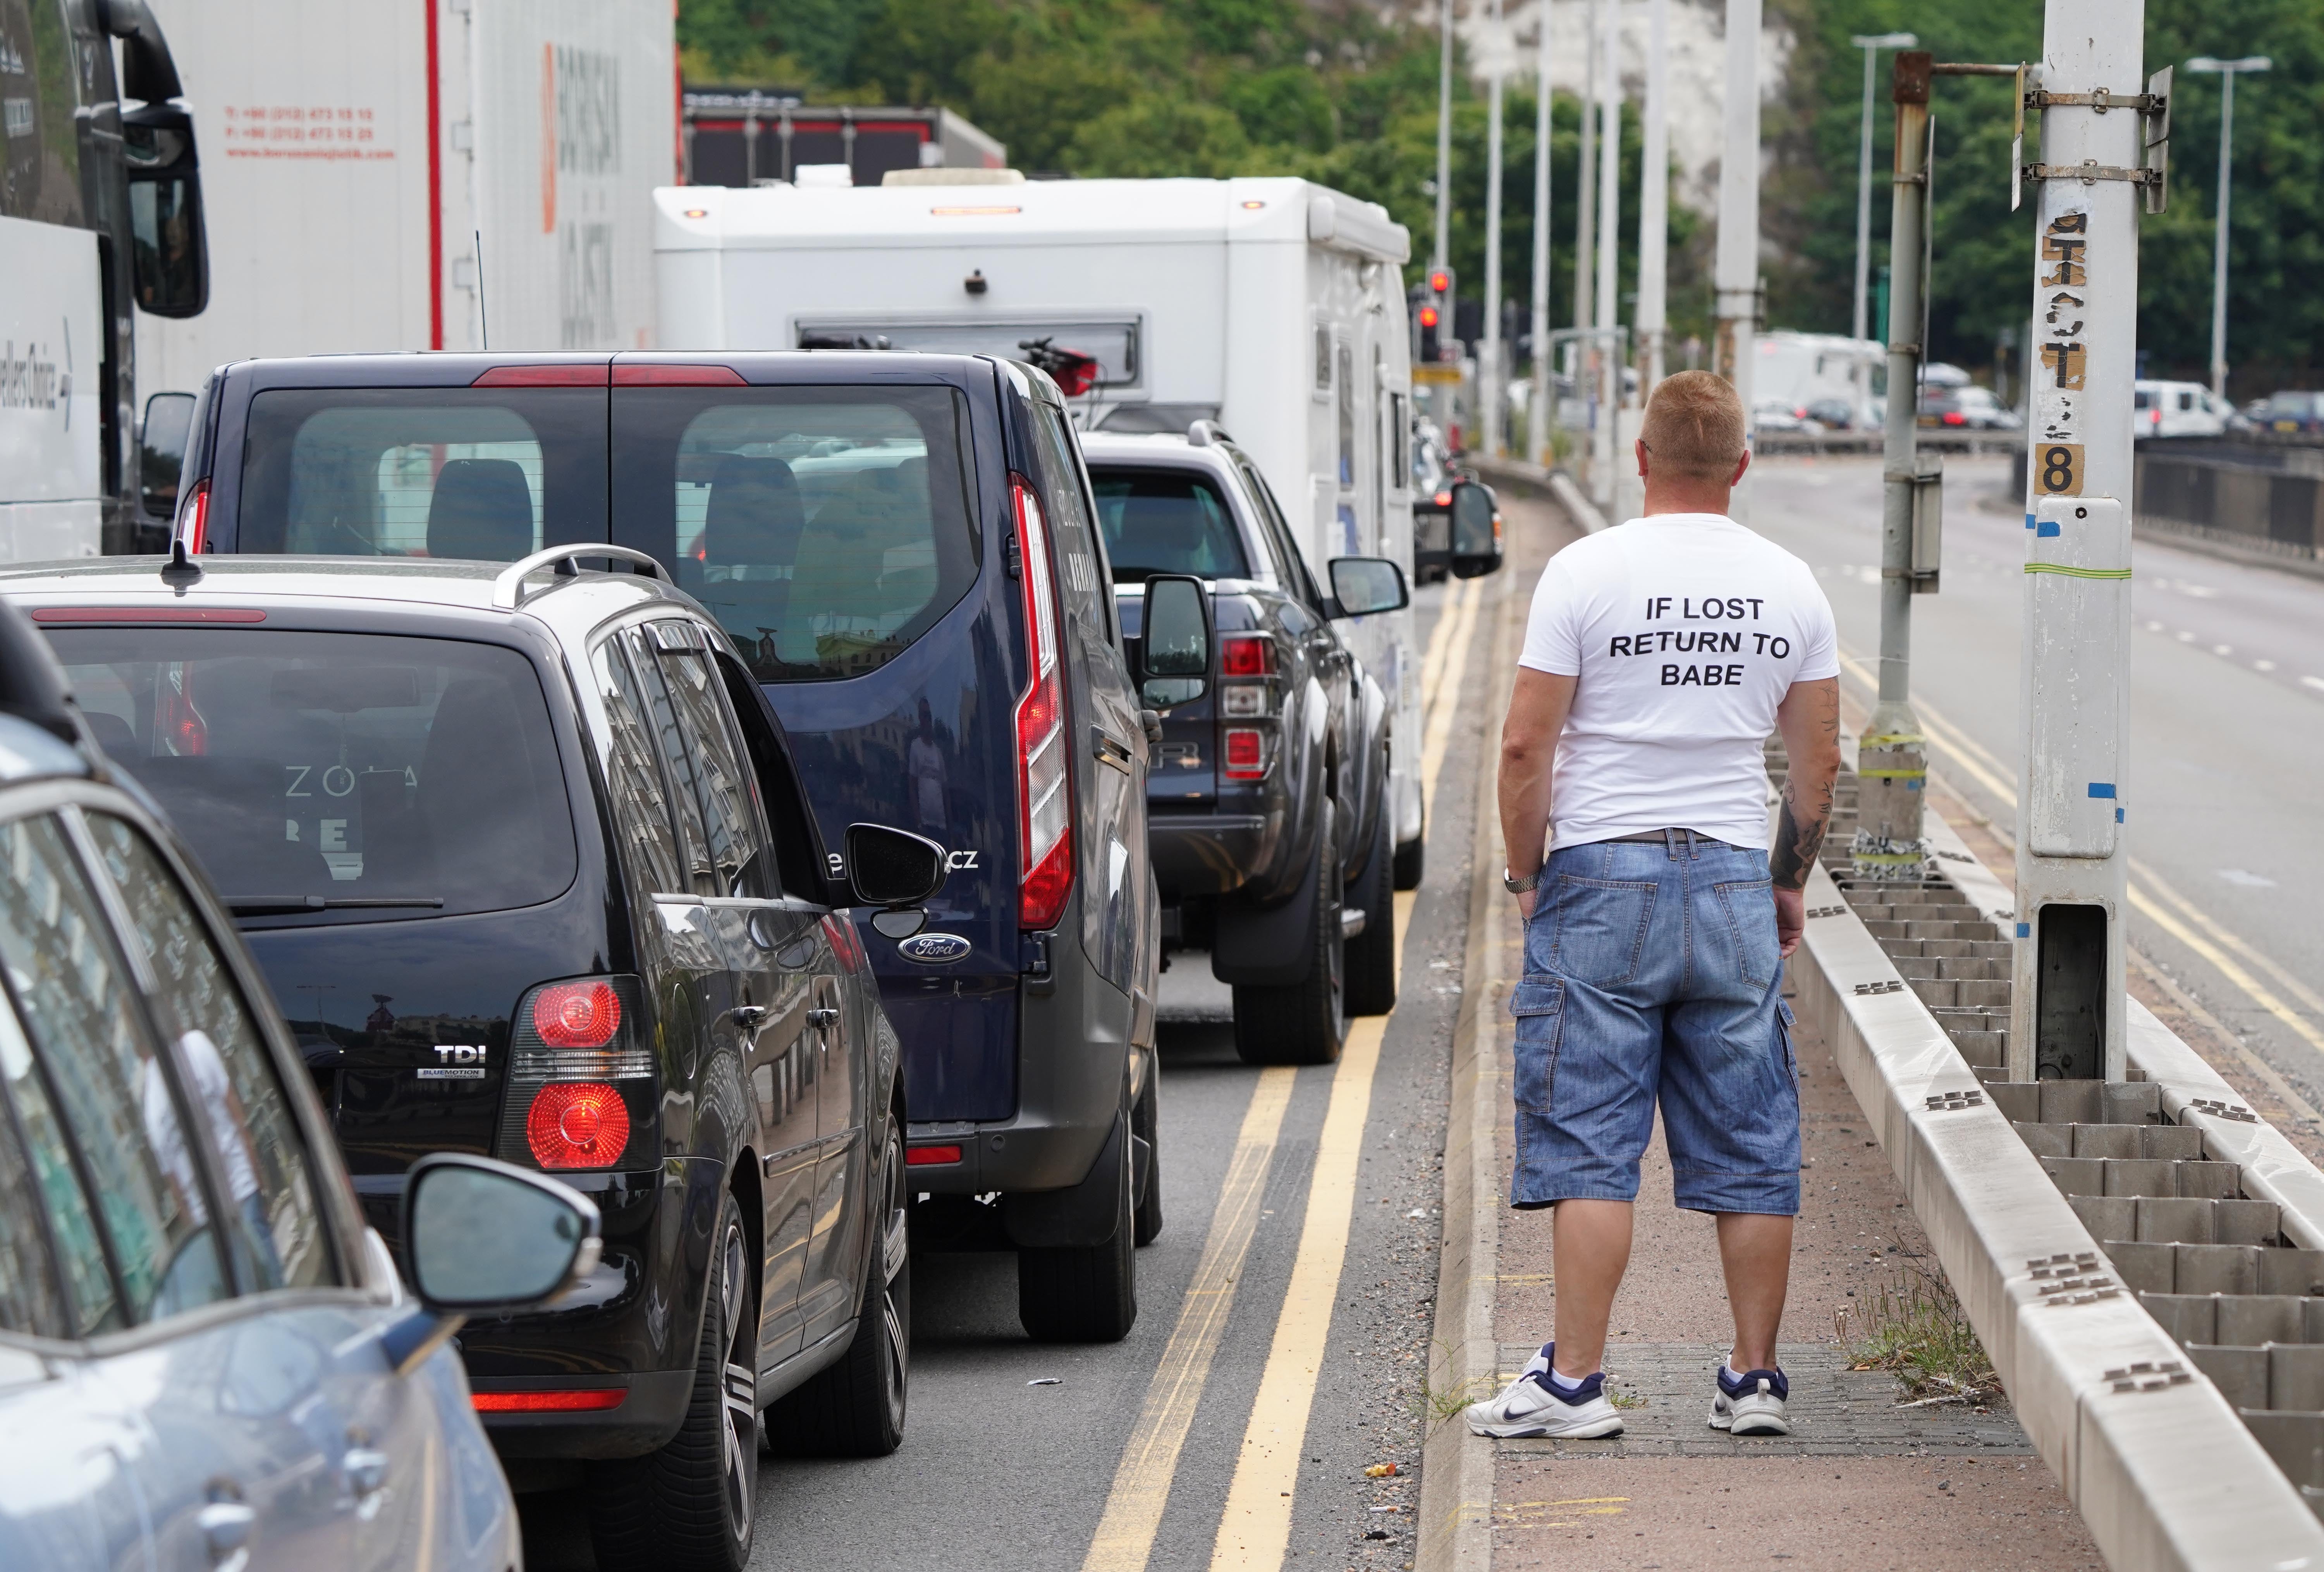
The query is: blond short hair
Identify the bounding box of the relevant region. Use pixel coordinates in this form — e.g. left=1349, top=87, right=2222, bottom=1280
left=1640, top=370, right=1747, bottom=483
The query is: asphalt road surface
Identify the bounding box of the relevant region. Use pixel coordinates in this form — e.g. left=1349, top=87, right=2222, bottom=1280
left=1748, top=452, right=2324, bottom=1118
left=522, top=546, right=1538, bottom=1571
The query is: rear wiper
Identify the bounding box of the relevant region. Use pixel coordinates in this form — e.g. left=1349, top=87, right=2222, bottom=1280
left=225, top=896, right=446, bottom=916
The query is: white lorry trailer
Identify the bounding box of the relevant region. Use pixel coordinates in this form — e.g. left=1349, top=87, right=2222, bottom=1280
left=133, top=0, right=675, bottom=397
left=650, top=174, right=1434, bottom=871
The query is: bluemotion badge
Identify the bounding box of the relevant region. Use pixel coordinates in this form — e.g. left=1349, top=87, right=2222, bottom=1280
left=897, top=932, right=971, bottom=965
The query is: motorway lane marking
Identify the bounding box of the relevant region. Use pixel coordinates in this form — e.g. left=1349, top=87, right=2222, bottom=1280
left=1832, top=648, right=2017, bottom=804
left=1418, top=578, right=1474, bottom=717
left=1079, top=1067, right=1297, bottom=1572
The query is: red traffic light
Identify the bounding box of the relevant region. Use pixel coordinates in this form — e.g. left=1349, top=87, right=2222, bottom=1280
left=1417, top=306, right=1439, bottom=329
left=1428, top=270, right=1451, bottom=294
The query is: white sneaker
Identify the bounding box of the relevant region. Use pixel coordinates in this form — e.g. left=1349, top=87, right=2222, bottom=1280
left=1707, top=1365, right=1791, bottom=1436
left=1465, top=1343, right=1624, bottom=1440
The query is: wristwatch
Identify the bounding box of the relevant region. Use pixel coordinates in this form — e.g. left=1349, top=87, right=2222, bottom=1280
left=1503, top=868, right=1541, bottom=894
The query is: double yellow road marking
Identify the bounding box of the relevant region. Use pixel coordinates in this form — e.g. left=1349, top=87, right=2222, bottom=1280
left=1080, top=578, right=1484, bottom=1572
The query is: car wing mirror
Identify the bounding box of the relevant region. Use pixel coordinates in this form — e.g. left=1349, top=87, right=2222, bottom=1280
left=847, top=823, right=948, bottom=937
left=1137, top=573, right=1211, bottom=710
left=1326, top=556, right=1410, bottom=618
left=384, top=1154, right=602, bottom=1376
left=1449, top=482, right=1505, bottom=579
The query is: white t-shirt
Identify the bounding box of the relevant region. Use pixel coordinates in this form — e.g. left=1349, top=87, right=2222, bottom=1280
left=1518, top=511, right=1838, bottom=851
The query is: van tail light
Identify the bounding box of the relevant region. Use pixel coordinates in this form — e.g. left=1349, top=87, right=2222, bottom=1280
left=176, top=479, right=209, bottom=554
left=1012, top=475, right=1073, bottom=931
left=497, top=975, right=652, bottom=1171
left=1223, top=728, right=1269, bottom=781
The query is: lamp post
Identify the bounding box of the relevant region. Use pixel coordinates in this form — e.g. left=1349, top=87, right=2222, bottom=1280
left=1528, top=4, right=1554, bottom=465
left=2186, top=54, right=2271, bottom=401
left=1851, top=32, right=1915, bottom=424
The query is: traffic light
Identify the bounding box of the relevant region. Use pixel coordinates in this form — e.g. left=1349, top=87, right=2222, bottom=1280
left=1428, top=268, right=1453, bottom=362
left=1416, top=302, right=1440, bottom=363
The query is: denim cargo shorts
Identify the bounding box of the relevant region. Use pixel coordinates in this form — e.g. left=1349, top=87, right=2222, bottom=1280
left=1509, top=829, right=1800, bottom=1216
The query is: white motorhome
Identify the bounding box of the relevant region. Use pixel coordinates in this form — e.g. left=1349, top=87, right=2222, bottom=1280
left=652, top=174, right=1433, bottom=869
left=134, top=0, right=676, bottom=396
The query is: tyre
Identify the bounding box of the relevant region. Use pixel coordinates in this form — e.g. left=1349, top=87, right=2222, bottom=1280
left=1018, top=1109, right=1138, bottom=1343
left=1393, top=829, right=1425, bottom=892
left=588, top=1190, right=759, bottom=1572
left=1344, top=798, right=1397, bottom=1017
left=766, top=1121, right=909, bottom=1457
left=1131, top=1066, right=1163, bottom=1247
left=1232, top=799, right=1346, bottom=1066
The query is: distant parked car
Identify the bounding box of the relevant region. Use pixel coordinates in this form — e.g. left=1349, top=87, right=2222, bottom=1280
left=1804, top=396, right=1858, bottom=431
left=2135, top=380, right=2232, bottom=440
left=2264, top=390, right=2324, bottom=434
left=1753, top=400, right=1810, bottom=433
left=1917, top=386, right=2015, bottom=431
left=0, top=601, right=600, bottom=1572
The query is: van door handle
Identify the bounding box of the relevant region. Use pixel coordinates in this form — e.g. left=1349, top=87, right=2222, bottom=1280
left=807, top=1007, right=839, bottom=1029
left=731, top=1004, right=768, bottom=1030
left=1092, top=728, right=1133, bottom=774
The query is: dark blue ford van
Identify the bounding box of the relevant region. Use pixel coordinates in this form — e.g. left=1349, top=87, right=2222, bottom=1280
left=167, top=350, right=1162, bottom=1341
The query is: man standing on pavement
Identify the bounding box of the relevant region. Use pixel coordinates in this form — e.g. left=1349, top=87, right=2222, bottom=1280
left=1466, top=371, right=1842, bottom=1441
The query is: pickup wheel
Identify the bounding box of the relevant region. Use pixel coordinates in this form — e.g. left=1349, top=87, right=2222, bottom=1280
left=1131, top=1066, right=1163, bottom=1246
left=1344, top=800, right=1397, bottom=1017
left=765, top=1122, right=910, bottom=1457
left=588, top=1190, right=758, bottom=1572
left=1232, top=800, right=1346, bottom=1065
left=1018, top=1106, right=1138, bottom=1342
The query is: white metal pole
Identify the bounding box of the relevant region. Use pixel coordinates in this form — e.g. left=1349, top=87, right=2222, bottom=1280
left=1636, top=0, right=1669, bottom=401
left=1713, top=0, right=1760, bottom=513
left=1434, top=0, right=1454, bottom=274
left=1530, top=3, right=1555, bottom=465
left=1573, top=0, right=1596, bottom=334
left=2210, top=68, right=2236, bottom=400
left=1485, top=0, right=1507, bottom=457
left=2012, top=0, right=2147, bottom=1082
left=1855, top=44, right=1876, bottom=349
left=1591, top=0, right=1620, bottom=505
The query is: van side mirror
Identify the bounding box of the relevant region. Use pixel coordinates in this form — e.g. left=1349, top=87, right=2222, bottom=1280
left=122, top=102, right=208, bottom=318
left=1449, top=481, right=1504, bottom=579
left=847, top=823, right=948, bottom=937
left=138, top=392, right=195, bottom=519
left=1138, top=573, right=1211, bottom=709
left=1327, top=556, right=1409, bottom=617
left=382, top=1154, right=602, bottom=1376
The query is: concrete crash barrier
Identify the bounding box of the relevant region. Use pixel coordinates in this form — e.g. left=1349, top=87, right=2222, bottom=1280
left=1791, top=809, right=2324, bottom=1569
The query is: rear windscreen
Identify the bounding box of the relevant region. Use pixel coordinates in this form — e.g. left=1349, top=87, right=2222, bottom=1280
left=48, top=630, right=577, bottom=921
left=611, top=385, right=980, bottom=683
left=1089, top=468, right=1249, bottom=583
left=234, top=388, right=610, bottom=558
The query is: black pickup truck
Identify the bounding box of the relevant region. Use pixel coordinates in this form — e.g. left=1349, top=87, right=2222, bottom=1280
left=1081, top=426, right=1406, bottom=1066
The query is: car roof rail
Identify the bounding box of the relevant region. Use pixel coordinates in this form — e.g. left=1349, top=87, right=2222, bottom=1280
left=492, top=544, right=667, bottom=611
left=1186, top=418, right=1235, bottom=447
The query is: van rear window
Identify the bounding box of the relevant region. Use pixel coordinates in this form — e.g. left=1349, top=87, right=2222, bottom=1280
left=46, top=629, right=577, bottom=922
left=611, top=386, right=980, bottom=683
left=1089, top=468, right=1249, bottom=583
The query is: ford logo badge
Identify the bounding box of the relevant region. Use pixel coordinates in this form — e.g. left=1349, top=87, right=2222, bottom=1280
left=897, top=932, right=971, bottom=965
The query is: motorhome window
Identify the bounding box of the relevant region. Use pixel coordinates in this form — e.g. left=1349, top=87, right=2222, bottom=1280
left=610, top=385, right=980, bottom=683
left=1091, top=469, right=1250, bottom=583
left=235, top=388, right=610, bottom=557
left=1389, top=392, right=1409, bottom=483
left=48, top=629, right=580, bottom=923
left=793, top=320, right=1140, bottom=389
left=1336, top=342, right=1355, bottom=488
left=0, top=0, right=84, bottom=224
left=1313, top=327, right=1332, bottom=394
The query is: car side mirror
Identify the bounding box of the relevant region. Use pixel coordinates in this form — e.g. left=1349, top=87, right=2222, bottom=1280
left=1327, top=556, right=1410, bottom=617
left=1138, top=573, right=1211, bottom=710
left=138, top=391, right=195, bottom=519
left=1449, top=482, right=1504, bottom=579
left=383, top=1154, right=601, bottom=1376
left=846, top=823, right=948, bottom=937
left=122, top=102, right=208, bottom=318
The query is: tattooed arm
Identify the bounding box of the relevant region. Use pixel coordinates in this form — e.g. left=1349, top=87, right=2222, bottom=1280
left=1769, top=677, right=1842, bottom=955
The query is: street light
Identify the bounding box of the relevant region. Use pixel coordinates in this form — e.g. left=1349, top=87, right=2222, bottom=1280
left=2186, top=55, right=2271, bottom=400
left=1850, top=33, right=1915, bottom=424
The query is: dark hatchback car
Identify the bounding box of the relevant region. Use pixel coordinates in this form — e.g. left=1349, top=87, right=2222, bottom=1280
left=4, top=550, right=947, bottom=1571
left=163, top=350, right=1164, bottom=1347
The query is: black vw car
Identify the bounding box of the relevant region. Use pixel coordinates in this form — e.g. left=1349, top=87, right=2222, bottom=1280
left=4, top=549, right=946, bottom=1572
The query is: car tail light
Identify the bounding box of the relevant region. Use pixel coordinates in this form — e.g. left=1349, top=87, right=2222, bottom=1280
left=471, top=363, right=610, bottom=386
left=611, top=363, right=747, bottom=385
left=177, top=479, right=209, bottom=554
left=1219, top=633, right=1275, bottom=678
left=906, top=1145, right=963, bottom=1166
left=526, top=1082, right=631, bottom=1169
left=156, top=664, right=206, bottom=756
left=1012, top=475, right=1073, bottom=931
left=497, top=975, right=652, bottom=1171
left=473, top=1388, right=627, bottom=1412
left=1223, top=728, right=1269, bottom=781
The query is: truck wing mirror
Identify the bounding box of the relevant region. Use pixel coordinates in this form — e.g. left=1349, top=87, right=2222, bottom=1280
left=122, top=102, right=207, bottom=318
left=1326, top=556, right=1410, bottom=617
left=1138, top=573, right=1211, bottom=709
left=1449, top=481, right=1505, bottom=578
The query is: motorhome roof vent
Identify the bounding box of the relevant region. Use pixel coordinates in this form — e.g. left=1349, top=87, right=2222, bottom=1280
left=884, top=168, right=1028, bottom=187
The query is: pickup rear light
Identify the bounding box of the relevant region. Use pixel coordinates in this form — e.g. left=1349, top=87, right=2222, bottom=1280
left=1012, top=475, right=1073, bottom=930
left=496, top=975, right=653, bottom=1171
left=176, top=479, right=209, bottom=554
left=1223, top=728, right=1269, bottom=781
left=1219, top=633, right=1275, bottom=677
